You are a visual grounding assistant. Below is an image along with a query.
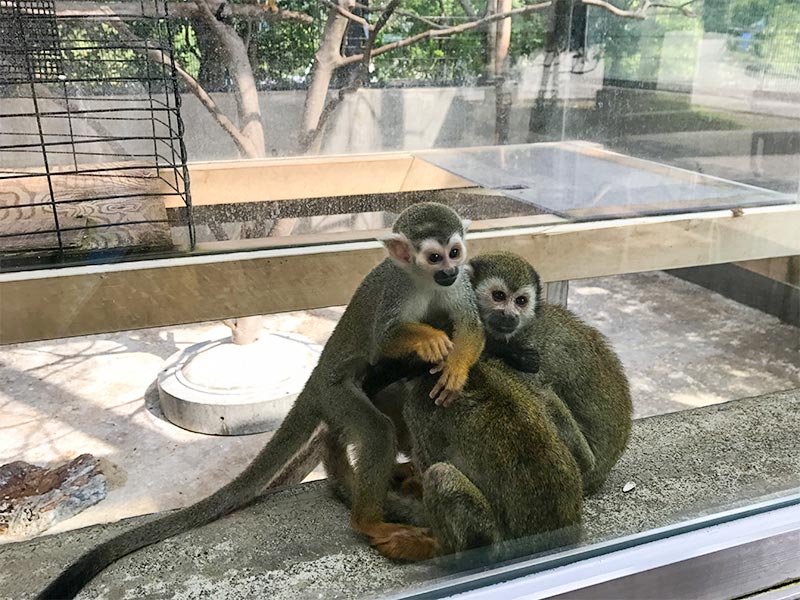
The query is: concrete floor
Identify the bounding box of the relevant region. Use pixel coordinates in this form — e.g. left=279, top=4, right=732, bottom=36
left=3, top=389, right=799, bottom=600
left=1, top=270, right=798, bottom=540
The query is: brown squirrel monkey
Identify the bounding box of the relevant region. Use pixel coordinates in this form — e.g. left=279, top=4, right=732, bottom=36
left=402, top=360, right=584, bottom=558
left=358, top=251, right=631, bottom=534
left=329, top=360, right=584, bottom=559
left=469, top=252, right=632, bottom=495
left=37, top=202, right=485, bottom=599
left=343, top=253, right=631, bottom=558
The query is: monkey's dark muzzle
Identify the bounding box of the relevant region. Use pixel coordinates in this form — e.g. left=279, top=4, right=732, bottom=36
left=434, top=268, right=459, bottom=287
left=487, top=313, right=519, bottom=335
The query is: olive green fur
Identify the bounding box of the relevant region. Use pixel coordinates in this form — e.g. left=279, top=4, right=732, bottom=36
left=391, top=201, right=466, bottom=247
left=340, top=251, right=631, bottom=559
left=403, top=360, right=583, bottom=556
left=472, top=252, right=633, bottom=495
left=37, top=202, right=481, bottom=599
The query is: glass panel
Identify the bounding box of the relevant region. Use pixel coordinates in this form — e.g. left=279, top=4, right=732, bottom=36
left=417, top=143, right=794, bottom=219
left=1, top=0, right=800, bottom=599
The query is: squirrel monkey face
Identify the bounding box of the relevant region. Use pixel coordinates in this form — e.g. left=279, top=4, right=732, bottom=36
left=383, top=232, right=468, bottom=288
left=469, top=253, right=543, bottom=338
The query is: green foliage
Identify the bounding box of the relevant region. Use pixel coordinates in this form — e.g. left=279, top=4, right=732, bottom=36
left=591, top=1, right=702, bottom=85
left=172, top=23, right=201, bottom=78
left=239, top=0, right=323, bottom=86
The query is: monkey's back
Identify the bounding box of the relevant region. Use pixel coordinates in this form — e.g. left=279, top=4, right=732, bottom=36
left=314, top=259, right=405, bottom=378
left=527, top=303, right=633, bottom=494
left=405, top=360, right=583, bottom=548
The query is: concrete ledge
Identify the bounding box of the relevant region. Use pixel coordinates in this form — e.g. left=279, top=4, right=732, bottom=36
left=2, top=389, right=799, bottom=600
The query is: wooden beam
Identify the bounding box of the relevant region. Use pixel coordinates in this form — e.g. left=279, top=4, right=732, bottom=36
left=3, top=204, right=799, bottom=344
left=180, top=153, right=473, bottom=208
left=735, top=256, right=800, bottom=289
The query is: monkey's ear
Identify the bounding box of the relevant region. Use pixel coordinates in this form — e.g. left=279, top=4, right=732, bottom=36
left=381, top=232, right=414, bottom=265
left=462, top=218, right=472, bottom=232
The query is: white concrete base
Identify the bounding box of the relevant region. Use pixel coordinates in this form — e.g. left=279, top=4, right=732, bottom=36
left=158, top=333, right=322, bottom=435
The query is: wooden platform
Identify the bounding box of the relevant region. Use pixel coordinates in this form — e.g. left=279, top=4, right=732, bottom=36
left=0, top=163, right=174, bottom=254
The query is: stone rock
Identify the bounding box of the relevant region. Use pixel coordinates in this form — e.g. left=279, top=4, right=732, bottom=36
left=0, top=454, right=107, bottom=539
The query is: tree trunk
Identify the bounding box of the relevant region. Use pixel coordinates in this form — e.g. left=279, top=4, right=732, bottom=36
left=486, top=0, right=497, bottom=77
left=300, top=0, right=354, bottom=154
left=194, top=18, right=228, bottom=91
left=493, top=0, right=512, bottom=144
left=193, top=0, right=266, bottom=344
left=195, top=0, right=266, bottom=159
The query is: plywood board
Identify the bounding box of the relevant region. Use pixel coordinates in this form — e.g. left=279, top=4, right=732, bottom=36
left=0, top=163, right=173, bottom=253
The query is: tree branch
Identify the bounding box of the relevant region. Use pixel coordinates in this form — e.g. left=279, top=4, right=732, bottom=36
left=95, top=7, right=259, bottom=157
left=317, top=0, right=371, bottom=29
left=341, top=1, right=552, bottom=65
left=194, top=0, right=265, bottom=157
left=337, top=0, right=697, bottom=66
left=54, top=1, right=314, bottom=26
left=304, top=0, right=401, bottom=150
left=581, top=0, right=697, bottom=20
left=455, top=0, right=477, bottom=18
left=354, top=2, right=448, bottom=29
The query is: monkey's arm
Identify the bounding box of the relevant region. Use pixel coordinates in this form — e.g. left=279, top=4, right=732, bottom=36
left=536, top=384, right=596, bottom=476
left=485, top=335, right=540, bottom=374
left=381, top=322, right=454, bottom=363
left=429, top=284, right=486, bottom=406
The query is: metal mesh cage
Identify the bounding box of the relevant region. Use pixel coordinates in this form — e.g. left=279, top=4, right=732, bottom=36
left=0, top=0, right=193, bottom=267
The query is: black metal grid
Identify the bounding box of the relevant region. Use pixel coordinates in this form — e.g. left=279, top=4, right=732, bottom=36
left=0, top=0, right=193, bottom=262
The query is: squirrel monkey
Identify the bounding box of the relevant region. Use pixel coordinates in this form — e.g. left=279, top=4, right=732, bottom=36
left=343, top=252, right=632, bottom=558
left=332, top=358, right=585, bottom=559
left=37, top=203, right=485, bottom=599
left=402, top=359, right=584, bottom=558
left=469, top=252, right=632, bottom=495
left=364, top=251, right=632, bottom=498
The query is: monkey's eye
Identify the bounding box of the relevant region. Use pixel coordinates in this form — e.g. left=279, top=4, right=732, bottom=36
left=449, top=247, right=461, bottom=259
left=515, top=296, right=529, bottom=307
left=491, top=290, right=506, bottom=302
left=428, top=253, right=442, bottom=264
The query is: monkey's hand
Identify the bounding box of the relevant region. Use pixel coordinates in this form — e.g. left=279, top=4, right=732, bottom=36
left=505, top=347, right=540, bottom=374
left=382, top=323, right=453, bottom=364
left=428, top=360, right=469, bottom=407
left=427, top=328, right=483, bottom=407
left=411, top=329, right=453, bottom=364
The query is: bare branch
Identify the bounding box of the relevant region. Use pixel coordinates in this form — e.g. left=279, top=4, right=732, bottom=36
left=650, top=0, right=697, bottom=17
left=341, top=1, right=552, bottom=65
left=54, top=1, right=314, bottom=25
left=354, top=2, right=448, bottom=29
left=317, top=0, right=371, bottom=29
left=581, top=0, right=697, bottom=20
left=455, top=0, right=477, bottom=18
left=94, top=7, right=259, bottom=157
left=304, top=0, right=401, bottom=150
left=193, top=0, right=266, bottom=157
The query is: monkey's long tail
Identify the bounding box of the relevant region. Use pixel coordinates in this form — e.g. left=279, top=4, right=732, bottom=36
left=36, top=406, right=321, bottom=600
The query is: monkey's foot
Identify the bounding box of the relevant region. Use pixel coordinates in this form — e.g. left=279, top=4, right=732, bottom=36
left=391, top=462, right=423, bottom=498
left=370, top=525, right=440, bottom=562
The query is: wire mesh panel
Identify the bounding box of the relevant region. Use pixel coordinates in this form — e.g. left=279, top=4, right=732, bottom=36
left=0, top=0, right=192, bottom=267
